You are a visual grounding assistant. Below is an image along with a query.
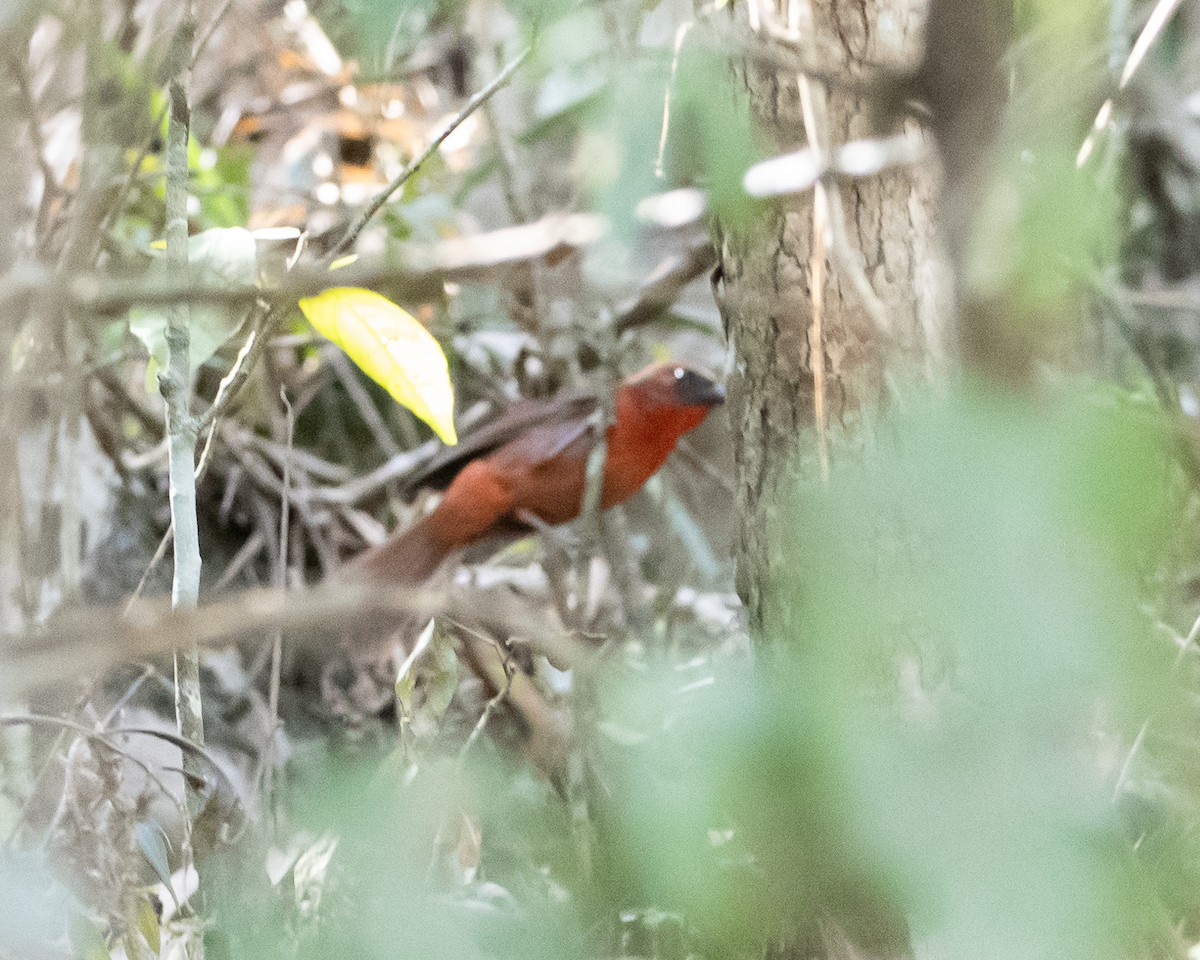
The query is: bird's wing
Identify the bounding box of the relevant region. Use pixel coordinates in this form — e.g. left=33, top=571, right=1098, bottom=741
left=488, top=407, right=595, bottom=470
left=407, top=390, right=598, bottom=492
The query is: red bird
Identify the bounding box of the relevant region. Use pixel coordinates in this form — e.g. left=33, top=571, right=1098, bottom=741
left=346, top=362, right=724, bottom=584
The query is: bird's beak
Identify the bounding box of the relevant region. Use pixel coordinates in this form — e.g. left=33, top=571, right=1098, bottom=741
left=677, top=370, right=725, bottom=408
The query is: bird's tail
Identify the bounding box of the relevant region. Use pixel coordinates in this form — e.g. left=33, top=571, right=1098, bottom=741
left=343, top=515, right=452, bottom=585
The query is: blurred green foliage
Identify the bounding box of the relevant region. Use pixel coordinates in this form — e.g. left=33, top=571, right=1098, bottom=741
left=586, top=379, right=1192, bottom=959
left=764, top=381, right=1180, bottom=959
left=320, top=0, right=447, bottom=76
left=579, top=49, right=763, bottom=240
left=203, top=752, right=585, bottom=960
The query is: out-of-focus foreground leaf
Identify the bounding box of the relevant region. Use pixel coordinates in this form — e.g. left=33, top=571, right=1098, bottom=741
left=592, top=379, right=1189, bottom=960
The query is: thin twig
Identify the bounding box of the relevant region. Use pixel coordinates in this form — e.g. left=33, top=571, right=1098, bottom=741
left=613, top=239, right=718, bottom=335
left=655, top=21, right=695, bottom=178
left=195, top=308, right=259, bottom=435
left=329, top=44, right=533, bottom=260
left=226, top=423, right=351, bottom=482
left=1111, top=719, right=1151, bottom=803
left=195, top=307, right=274, bottom=434
left=297, top=440, right=440, bottom=507
left=94, top=122, right=162, bottom=258
left=102, top=665, right=158, bottom=726
left=0, top=714, right=187, bottom=822
left=124, top=528, right=172, bottom=615
left=260, top=388, right=293, bottom=824
left=457, top=634, right=515, bottom=765
left=1110, top=567, right=1200, bottom=804
left=213, top=528, right=267, bottom=591
left=193, top=0, right=233, bottom=61
left=326, top=348, right=402, bottom=457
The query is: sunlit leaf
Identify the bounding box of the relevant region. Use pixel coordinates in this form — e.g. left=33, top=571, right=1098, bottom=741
left=299, top=287, right=457, bottom=444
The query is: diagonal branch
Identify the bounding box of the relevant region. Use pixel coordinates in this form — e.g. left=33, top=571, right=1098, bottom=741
left=329, top=44, right=533, bottom=260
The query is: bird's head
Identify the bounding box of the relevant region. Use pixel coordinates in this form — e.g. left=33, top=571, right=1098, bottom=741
left=615, top=362, right=724, bottom=443
left=622, top=361, right=725, bottom=412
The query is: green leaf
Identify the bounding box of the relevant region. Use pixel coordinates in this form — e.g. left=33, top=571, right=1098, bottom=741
left=128, top=227, right=257, bottom=390
left=299, top=287, right=458, bottom=445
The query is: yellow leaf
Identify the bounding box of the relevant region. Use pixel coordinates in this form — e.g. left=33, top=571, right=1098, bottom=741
left=136, top=896, right=160, bottom=952
left=299, top=287, right=457, bottom=445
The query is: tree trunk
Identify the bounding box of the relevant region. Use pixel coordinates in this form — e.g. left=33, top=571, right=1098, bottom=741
left=715, top=0, right=949, bottom=631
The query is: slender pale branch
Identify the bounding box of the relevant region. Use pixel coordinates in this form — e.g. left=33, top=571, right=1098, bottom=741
left=161, top=6, right=205, bottom=826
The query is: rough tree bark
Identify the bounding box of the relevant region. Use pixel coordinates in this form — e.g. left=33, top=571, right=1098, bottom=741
left=714, top=0, right=949, bottom=632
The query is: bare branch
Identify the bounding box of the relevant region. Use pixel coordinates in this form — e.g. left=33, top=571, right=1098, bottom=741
left=614, top=239, right=718, bottom=335
left=161, top=3, right=206, bottom=835
left=0, top=212, right=609, bottom=316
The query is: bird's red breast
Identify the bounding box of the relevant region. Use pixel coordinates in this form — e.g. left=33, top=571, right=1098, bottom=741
left=346, top=362, right=724, bottom=584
